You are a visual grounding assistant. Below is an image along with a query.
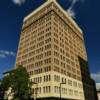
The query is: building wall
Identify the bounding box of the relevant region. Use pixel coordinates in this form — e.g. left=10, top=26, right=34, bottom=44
left=15, top=1, right=95, bottom=100
left=98, top=93, right=100, bottom=100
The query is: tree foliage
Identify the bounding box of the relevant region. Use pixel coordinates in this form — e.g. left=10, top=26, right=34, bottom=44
left=0, top=79, right=4, bottom=99
left=0, top=75, right=10, bottom=99
left=1, top=65, right=32, bottom=100
left=1, top=75, right=10, bottom=91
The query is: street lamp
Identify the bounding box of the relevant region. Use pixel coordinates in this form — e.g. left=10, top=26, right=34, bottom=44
left=60, top=81, right=66, bottom=100
left=32, top=82, right=38, bottom=100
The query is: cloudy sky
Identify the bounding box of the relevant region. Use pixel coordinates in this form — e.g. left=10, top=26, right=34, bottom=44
left=0, top=0, right=100, bottom=86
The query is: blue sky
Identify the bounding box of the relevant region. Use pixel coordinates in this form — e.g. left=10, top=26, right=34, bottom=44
left=0, top=0, right=100, bottom=83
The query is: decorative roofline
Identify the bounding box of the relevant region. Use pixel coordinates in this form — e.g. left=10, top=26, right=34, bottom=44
left=24, top=0, right=83, bottom=33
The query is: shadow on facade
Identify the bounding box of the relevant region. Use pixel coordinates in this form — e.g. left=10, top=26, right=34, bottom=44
left=78, top=57, right=98, bottom=100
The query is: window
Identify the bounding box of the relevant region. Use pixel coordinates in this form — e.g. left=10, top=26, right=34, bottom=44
left=68, top=80, right=72, bottom=86
left=45, top=38, right=51, bottom=44
left=54, top=44, right=59, bottom=50
left=69, top=89, right=73, bottom=95
left=54, top=58, right=59, bottom=65
left=44, top=58, right=51, bottom=64
left=54, top=51, right=59, bottom=57
left=38, top=87, right=41, bottom=94
left=45, top=51, right=51, bottom=57
left=54, top=38, right=59, bottom=44
left=54, top=75, right=60, bottom=82
left=54, top=86, right=60, bottom=93
left=73, top=81, right=77, bottom=87
left=45, top=32, right=51, bottom=37
left=43, top=86, right=51, bottom=93
left=54, top=66, right=60, bottom=72
left=34, top=68, right=42, bottom=74
left=44, top=75, right=51, bottom=82
left=44, top=66, right=51, bottom=72
left=45, top=44, right=51, bottom=50
left=74, top=90, right=78, bottom=96
left=78, top=83, right=82, bottom=88
left=62, top=77, right=66, bottom=83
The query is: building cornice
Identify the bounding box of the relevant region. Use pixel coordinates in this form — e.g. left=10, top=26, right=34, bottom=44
left=24, top=0, right=83, bottom=34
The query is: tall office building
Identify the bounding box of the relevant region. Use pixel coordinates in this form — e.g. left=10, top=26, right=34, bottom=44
left=15, top=0, right=97, bottom=100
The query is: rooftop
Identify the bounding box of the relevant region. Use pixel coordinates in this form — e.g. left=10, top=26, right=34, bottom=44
left=24, top=0, right=83, bottom=33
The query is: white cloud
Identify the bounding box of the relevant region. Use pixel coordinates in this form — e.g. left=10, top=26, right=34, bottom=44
left=67, top=8, right=76, bottom=18
left=12, top=0, right=26, bottom=6
left=0, top=50, right=15, bottom=59
left=91, top=72, right=100, bottom=82
left=67, top=0, right=84, bottom=18
left=0, top=54, right=6, bottom=58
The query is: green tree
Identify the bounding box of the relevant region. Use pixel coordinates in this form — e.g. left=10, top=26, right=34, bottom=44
left=1, top=75, right=10, bottom=91
left=2, top=65, right=32, bottom=100
left=11, top=66, right=32, bottom=99
left=0, top=75, right=10, bottom=99
left=0, top=75, right=11, bottom=99
left=0, top=79, right=4, bottom=99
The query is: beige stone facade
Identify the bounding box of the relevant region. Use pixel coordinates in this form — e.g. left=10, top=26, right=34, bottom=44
left=98, top=92, right=100, bottom=100
left=15, top=0, right=94, bottom=100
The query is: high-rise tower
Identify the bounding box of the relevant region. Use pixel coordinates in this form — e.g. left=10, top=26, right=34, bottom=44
left=15, top=0, right=97, bottom=100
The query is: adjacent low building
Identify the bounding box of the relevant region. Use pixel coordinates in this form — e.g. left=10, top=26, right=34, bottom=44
left=96, top=83, right=100, bottom=100
left=97, top=91, right=100, bottom=100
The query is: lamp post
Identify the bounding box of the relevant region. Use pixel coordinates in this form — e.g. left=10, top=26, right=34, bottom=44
left=60, top=82, right=66, bottom=100
left=32, top=82, right=38, bottom=100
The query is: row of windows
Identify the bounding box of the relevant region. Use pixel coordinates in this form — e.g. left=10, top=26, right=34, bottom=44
left=35, top=61, right=43, bottom=67
left=20, top=32, right=51, bottom=50
left=54, top=35, right=85, bottom=60
left=23, top=11, right=52, bottom=31
left=20, top=62, right=80, bottom=79
left=19, top=35, right=85, bottom=63
left=30, top=75, right=82, bottom=88
left=18, top=50, right=51, bottom=62
left=22, top=13, right=84, bottom=55
left=20, top=25, right=51, bottom=44
left=17, top=58, right=80, bottom=79
left=43, top=86, right=51, bottom=93
left=37, top=35, right=44, bottom=41
left=53, top=7, right=82, bottom=38
left=54, top=66, right=81, bottom=80
left=54, top=75, right=82, bottom=88
left=31, top=74, right=51, bottom=83
left=32, top=86, right=51, bottom=94
left=55, top=86, right=81, bottom=96
left=29, top=66, right=51, bottom=75
left=37, top=41, right=44, bottom=47
left=34, top=68, right=42, bottom=75
left=18, top=54, right=77, bottom=70
left=53, top=20, right=85, bottom=57
left=54, top=57, right=76, bottom=69
left=32, top=86, right=82, bottom=96
left=26, top=64, right=51, bottom=75
left=22, top=39, right=49, bottom=49
left=17, top=43, right=52, bottom=58
left=22, top=31, right=51, bottom=45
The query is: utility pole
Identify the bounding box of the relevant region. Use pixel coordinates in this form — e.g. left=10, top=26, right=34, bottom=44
left=60, top=82, right=66, bottom=100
